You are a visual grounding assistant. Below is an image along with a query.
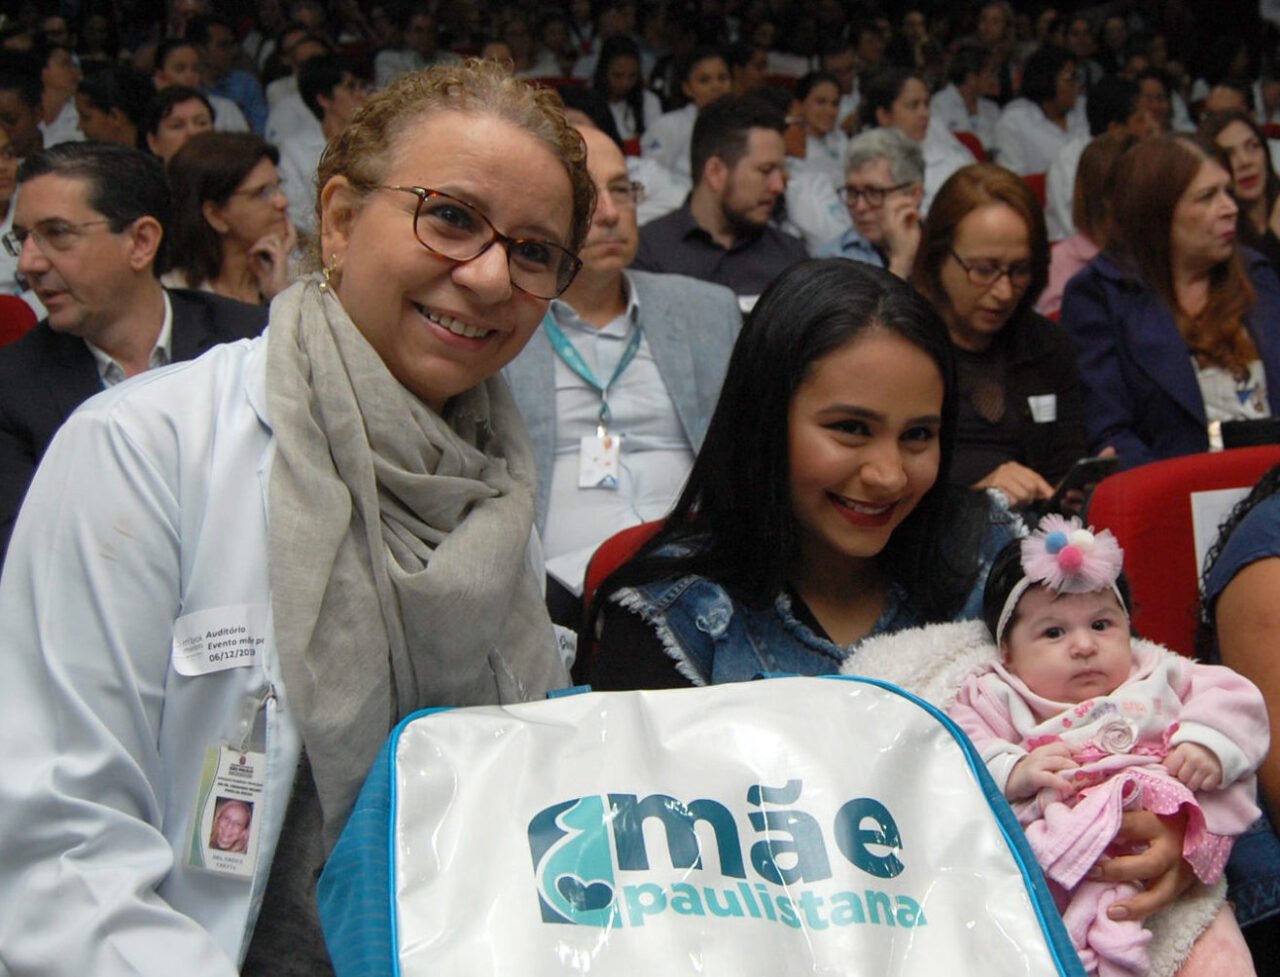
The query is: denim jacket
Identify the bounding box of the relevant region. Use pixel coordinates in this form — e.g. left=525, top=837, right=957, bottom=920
left=612, top=492, right=1020, bottom=687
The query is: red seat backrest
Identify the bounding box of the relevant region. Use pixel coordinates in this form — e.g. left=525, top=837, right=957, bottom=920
left=1022, top=172, right=1047, bottom=209
left=953, top=130, right=987, bottom=162
left=0, top=295, right=37, bottom=348
left=1085, top=446, right=1280, bottom=656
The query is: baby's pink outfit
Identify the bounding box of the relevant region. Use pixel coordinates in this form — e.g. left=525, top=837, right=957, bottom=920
left=949, top=643, right=1267, bottom=977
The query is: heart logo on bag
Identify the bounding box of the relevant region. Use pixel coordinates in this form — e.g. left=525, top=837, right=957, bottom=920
left=556, top=874, right=615, bottom=911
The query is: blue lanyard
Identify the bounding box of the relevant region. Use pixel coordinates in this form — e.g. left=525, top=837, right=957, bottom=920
left=541, top=312, right=642, bottom=434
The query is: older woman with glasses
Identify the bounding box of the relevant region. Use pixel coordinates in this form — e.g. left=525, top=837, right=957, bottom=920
left=817, top=126, right=924, bottom=280
left=163, top=131, right=298, bottom=306
left=1062, top=135, right=1280, bottom=467
left=912, top=163, right=1086, bottom=511
left=0, top=60, right=592, bottom=975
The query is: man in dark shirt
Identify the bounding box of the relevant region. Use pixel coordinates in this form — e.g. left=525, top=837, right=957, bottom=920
left=633, top=93, right=807, bottom=304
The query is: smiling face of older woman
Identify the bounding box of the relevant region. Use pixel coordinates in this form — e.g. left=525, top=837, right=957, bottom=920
left=320, top=109, right=575, bottom=413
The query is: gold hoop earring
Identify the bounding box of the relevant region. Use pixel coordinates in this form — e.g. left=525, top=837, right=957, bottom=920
left=320, top=254, right=338, bottom=291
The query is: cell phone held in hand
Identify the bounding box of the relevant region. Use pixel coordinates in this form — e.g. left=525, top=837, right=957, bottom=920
left=1044, top=454, right=1121, bottom=513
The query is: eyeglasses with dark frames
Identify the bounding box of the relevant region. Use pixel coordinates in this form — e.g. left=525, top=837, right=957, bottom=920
left=949, top=250, right=1034, bottom=289
left=836, top=182, right=914, bottom=207
left=375, top=185, right=581, bottom=299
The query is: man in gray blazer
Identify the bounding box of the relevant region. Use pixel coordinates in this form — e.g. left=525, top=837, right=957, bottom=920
left=505, top=124, right=741, bottom=617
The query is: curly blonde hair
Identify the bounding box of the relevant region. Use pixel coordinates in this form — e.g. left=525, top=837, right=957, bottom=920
left=313, top=59, right=594, bottom=258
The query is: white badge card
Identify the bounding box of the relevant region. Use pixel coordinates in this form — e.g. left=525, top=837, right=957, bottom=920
left=186, top=745, right=266, bottom=879
left=172, top=603, right=270, bottom=677
left=1027, top=394, right=1058, bottom=423
left=578, top=433, right=622, bottom=489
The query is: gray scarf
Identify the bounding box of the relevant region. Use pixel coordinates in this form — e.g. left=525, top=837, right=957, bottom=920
left=266, top=275, right=567, bottom=851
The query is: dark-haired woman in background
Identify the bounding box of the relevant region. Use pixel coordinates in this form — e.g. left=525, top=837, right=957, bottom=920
left=1061, top=135, right=1280, bottom=467
left=163, top=131, right=297, bottom=305
left=1200, top=109, right=1280, bottom=269
left=590, top=259, right=1021, bottom=690
left=913, top=163, right=1085, bottom=510
left=592, top=35, right=660, bottom=143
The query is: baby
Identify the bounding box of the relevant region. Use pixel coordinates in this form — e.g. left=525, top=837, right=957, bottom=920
left=948, top=516, right=1268, bottom=977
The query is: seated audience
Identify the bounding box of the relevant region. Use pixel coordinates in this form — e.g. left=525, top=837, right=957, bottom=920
left=163, top=132, right=297, bottom=305
left=262, top=32, right=330, bottom=147
left=913, top=163, right=1084, bottom=509
left=788, top=70, right=847, bottom=190
left=591, top=35, right=659, bottom=143
left=859, top=66, right=974, bottom=212
left=727, top=40, right=769, bottom=97
left=75, top=63, right=150, bottom=147
left=1061, top=135, right=1280, bottom=467
left=930, top=43, right=1000, bottom=154
left=1037, top=131, right=1138, bottom=318
left=279, top=53, right=366, bottom=237
left=0, top=142, right=267, bottom=560
left=505, top=124, right=739, bottom=615
left=1045, top=75, right=1154, bottom=241
left=558, top=87, right=688, bottom=227
left=152, top=37, right=249, bottom=133
left=33, top=36, right=80, bottom=147
left=143, top=85, right=213, bottom=164
left=0, top=125, right=40, bottom=314
left=0, top=68, right=45, bottom=160
left=588, top=258, right=1021, bottom=691
left=373, top=5, right=458, bottom=89
left=994, top=45, right=1087, bottom=176
left=189, top=14, right=267, bottom=133
left=640, top=46, right=731, bottom=183
left=1200, top=109, right=1280, bottom=268
left=816, top=126, right=923, bottom=279
left=633, top=93, right=807, bottom=304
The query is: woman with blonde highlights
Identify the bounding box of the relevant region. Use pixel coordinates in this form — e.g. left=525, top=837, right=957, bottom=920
left=0, top=60, right=593, bottom=975
left=1061, top=135, right=1280, bottom=467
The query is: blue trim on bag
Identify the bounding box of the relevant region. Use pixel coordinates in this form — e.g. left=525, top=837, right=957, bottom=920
left=818, top=674, right=1085, bottom=977
left=318, top=706, right=456, bottom=977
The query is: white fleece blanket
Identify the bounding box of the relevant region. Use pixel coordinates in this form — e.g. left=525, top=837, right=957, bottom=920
left=840, top=620, right=1226, bottom=977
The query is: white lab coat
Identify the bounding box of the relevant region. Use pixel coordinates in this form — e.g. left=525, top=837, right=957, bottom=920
left=0, top=336, right=301, bottom=976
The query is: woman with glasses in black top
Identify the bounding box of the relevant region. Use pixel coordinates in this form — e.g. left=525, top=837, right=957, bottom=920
left=912, top=162, right=1086, bottom=512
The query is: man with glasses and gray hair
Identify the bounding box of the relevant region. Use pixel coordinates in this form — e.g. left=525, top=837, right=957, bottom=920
left=0, top=142, right=266, bottom=562
left=815, top=126, right=924, bottom=279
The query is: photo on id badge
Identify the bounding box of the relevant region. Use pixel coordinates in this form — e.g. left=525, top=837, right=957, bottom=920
left=187, top=745, right=265, bottom=878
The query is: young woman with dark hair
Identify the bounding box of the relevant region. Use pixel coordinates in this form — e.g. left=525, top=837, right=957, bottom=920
left=1200, top=109, right=1280, bottom=269
left=591, top=34, right=660, bottom=142
left=589, top=258, right=1021, bottom=690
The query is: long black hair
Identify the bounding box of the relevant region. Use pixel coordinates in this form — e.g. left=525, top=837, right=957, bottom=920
left=1197, top=462, right=1280, bottom=656
left=592, top=35, right=647, bottom=136
left=592, top=259, right=990, bottom=624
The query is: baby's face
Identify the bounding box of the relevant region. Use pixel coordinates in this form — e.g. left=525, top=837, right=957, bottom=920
left=1001, top=587, right=1131, bottom=703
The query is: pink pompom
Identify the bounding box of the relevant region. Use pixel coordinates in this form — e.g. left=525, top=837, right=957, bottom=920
left=1058, top=546, right=1084, bottom=572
